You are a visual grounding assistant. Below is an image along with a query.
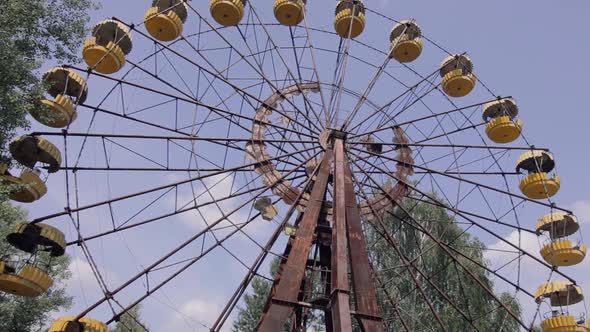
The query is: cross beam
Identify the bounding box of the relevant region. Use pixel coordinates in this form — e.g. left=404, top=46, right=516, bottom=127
left=257, top=137, right=383, bottom=331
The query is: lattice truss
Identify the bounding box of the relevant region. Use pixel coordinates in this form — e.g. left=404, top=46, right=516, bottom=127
left=0, top=1, right=586, bottom=331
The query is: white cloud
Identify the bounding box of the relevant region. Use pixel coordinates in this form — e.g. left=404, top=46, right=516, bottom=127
left=167, top=173, right=272, bottom=239
left=68, top=258, right=98, bottom=290
left=484, top=230, right=542, bottom=267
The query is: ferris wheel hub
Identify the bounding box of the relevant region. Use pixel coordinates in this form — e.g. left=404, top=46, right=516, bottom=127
left=319, top=128, right=349, bottom=151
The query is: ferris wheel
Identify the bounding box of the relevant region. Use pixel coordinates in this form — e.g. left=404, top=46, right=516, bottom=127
left=0, top=0, right=587, bottom=331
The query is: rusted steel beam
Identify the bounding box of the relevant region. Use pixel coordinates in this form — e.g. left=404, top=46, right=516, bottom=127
left=331, top=139, right=353, bottom=332
left=342, top=156, right=384, bottom=331
left=257, top=150, right=333, bottom=331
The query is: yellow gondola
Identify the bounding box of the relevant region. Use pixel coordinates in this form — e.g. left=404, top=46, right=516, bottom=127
left=9, top=135, right=62, bottom=173
left=516, top=150, right=560, bottom=199
left=83, top=20, right=133, bottom=74
left=389, top=20, right=423, bottom=63
left=536, top=213, right=580, bottom=239
left=145, top=0, right=188, bottom=41
left=482, top=98, right=523, bottom=143
left=440, top=54, right=477, bottom=97
left=274, top=0, right=305, bottom=26
left=541, top=315, right=587, bottom=332
left=0, top=261, right=53, bottom=297
left=6, top=223, right=66, bottom=257
left=33, top=67, right=88, bottom=128
left=540, top=239, right=586, bottom=267
left=334, top=0, right=365, bottom=39
left=535, top=281, right=584, bottom=306
left=49, top=316, right=108, bottom=332
left=254, top=197, right=279, bottom=221
left=210, top=0, right=246, bottom=27
left=0, top=167, right=47, bottom=203
left=536, top=212, right=585, bottom=267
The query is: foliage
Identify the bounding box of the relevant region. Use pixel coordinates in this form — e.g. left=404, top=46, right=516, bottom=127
left=0, top=200, right=73, bottom=332
left=368, top=197, right=521, bottom=331
left=0, top=0, right=94, bottom=157
left=110, top=305, right=146, bottom=332
left=232, top=277, right=273, bottom=332
left=233, top=196, right=523, bottom=331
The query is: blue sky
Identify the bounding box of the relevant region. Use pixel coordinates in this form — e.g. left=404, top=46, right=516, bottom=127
left=17, top=0, right=590, bottom=330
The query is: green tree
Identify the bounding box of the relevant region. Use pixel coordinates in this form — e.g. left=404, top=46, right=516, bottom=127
left=368, top=197, right=521, bottom=331
left=233, top=196, right=523, bottom=331
left=0, top=200, right=73, bottom=332
left=110, top=305, right=146, bottom=332
left=0, top=0, right=94, bottom=156
left=232, top=277, right=273, bottom=332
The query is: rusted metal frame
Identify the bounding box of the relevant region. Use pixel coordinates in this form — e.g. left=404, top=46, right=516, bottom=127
left=72, top=65, right=317, bottom=141
left=165, top=134, right=302, bottom=171
left=348, top=171, right=456, bottom=331
left=76, top=102, right=206, bottom=141
left=117, top=17, right=323, bottom=137
left=298, top=242, right=320, bottom=331
left=125, top=57, right=314, bottom=166
left=350, top=148, right=575, bottom=281
left=376, top=205, right=526, bottom=330
left=236, top=29, right=312, bottom=144
left=319, top=242, right=334, bottom=332
left=341, top=25, right=406, bottom=131
left=404, top=194, right=535, bottom=235
left=352, top=148, right=528, bottom=326
left=356, top=196, right=448, bottom=331
left=32, top=145, right=315, bottom=224
left=211, top=158, right=320, bottom=331
left=373, top=69, right=440, bottom=132
left=348, top=97, right=505, bottom=140
left=444, top=242, right=534, bottom=299
left=212, top=214, right=284, bottom=329
left=68, top=157, right=151, bottom=332
left=352, top=141, right=549, bottom=152
left=288, top=25, right=409, bottom=90
left=65, top=172, right=304, bottom=247
left=350, top=167, right=484, bottom=332
left=187, top=52, right=316, bottom=167
left=347, top=72, right=440, bottom=135
left=285, top=27, right=321, bottom=162
left=350, top=159, right=534, bottom=329
left=415, top=122, right=486, bottom=145
left=329, top=18, right=355, bottom=126
left=358, top=6, right=444, bottom=60
left=237, top=3, right=326, bottom=129
left=370, top=264, right=411, bottom=332
left=411, top=63, right=530, bottom=262
left=76, top=148, right=319, bottom=321
left=122, top=19, right=324, bottom=137
left=338, top=142, right=384, bottom=331
left=301, top=12, right=330, bottom=126
left=70, top=23, right=189, bottom=169
left=101, top=137, right=165, bottom=168
left=369, top=198, right=533, bottom=303
left=331, top=139, right=354, bottom=332
left=239, top=47, right=318, bottom=166
left=33, top=131, right=317, bottom=144
left=54, top=166, right=304, bottom=173
left=351, top=146, right=572, bottom=214
left=104, top=197, right=273, bottom=326
left=257, top=150, right=334, bottom=331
